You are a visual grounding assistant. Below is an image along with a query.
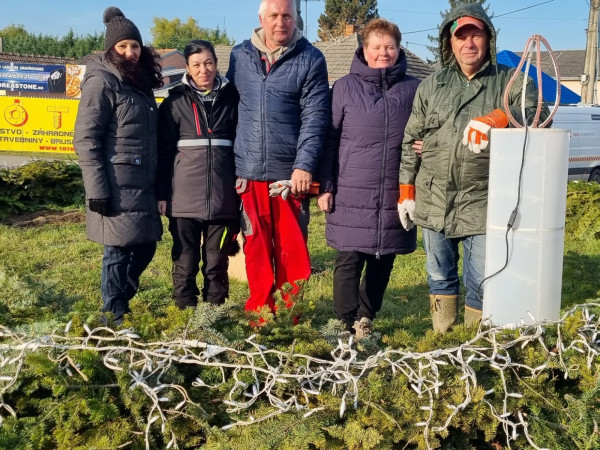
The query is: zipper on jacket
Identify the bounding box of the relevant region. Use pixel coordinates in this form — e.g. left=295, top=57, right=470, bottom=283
left=192, top=103, right=202, bottom=136
left=208, top=88, right=221, bottom=136
left=261, top=77, right=267, bottom=177
left=193, top=84, right=225, bottom=219
left=207, top=129, right=213, bottom=218
left=247, top=43, right=286, bottom=179
left=376, top=74, right=389, bottom=259
left=197, top=99, right=214, bottom=218
left=257, top=49, right=274, bottom=178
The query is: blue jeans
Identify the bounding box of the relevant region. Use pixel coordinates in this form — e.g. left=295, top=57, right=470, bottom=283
left=101, top=243, right=157, bottom=321
left=422, top=228, right=486, bottom=310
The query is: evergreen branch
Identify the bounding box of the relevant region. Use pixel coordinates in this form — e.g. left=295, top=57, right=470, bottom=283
left=65, top=384, right=120, bottom=390
left=0, top=302, right=599, bottom=449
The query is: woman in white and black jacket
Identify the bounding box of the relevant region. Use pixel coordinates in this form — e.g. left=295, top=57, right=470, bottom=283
left=157, top=40, right=239, bottom=309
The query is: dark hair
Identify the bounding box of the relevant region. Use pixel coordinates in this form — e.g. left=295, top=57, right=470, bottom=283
left=361, top=18, right=402, bottom=47
left=105, top=46, right=163, bottom=90
left=183, top=40, right=218, bottom=64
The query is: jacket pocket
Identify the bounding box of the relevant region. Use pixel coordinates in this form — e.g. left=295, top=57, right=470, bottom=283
left=171, top=155, right=182, bottom=194
left=338, top=142, right=352, bottom=178
left=415, top=173, right=435, bottom=219
left=109, top=153, right=144, bottom=189
left=424, top=112, right=440, bottom=130
left=424, top=102, right=452, bottom=131
left=421, top=113, right=443, bottom=155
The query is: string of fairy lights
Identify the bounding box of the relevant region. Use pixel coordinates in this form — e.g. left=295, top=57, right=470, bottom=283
left=0, top=303, right=598, bottom=450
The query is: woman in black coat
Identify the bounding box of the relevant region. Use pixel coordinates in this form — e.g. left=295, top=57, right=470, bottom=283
left=157, top=40, right=239, bottom=309
left=318, top=19, right=419, bottom=338
left=74, top=7, right=163, bottom=325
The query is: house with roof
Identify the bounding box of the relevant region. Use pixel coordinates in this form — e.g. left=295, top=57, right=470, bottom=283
left=0, top=53, right=75, bottom=65
left=154, top=49, right=186, bottom=92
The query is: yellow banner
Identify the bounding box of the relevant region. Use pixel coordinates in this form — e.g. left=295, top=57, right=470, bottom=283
left=0, top=96, right=79, bottom=153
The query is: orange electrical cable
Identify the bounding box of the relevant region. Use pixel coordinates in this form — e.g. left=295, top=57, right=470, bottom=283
left=503, top=34, right=560, bottom=128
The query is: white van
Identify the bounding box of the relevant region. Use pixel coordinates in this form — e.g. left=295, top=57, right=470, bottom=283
left=551, top=105, right=600, bottom=182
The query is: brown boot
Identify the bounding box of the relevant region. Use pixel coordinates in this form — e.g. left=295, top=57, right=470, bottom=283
left=429, top=294, right=459, bottom=333
left=464, top=305, right=482, bottom=326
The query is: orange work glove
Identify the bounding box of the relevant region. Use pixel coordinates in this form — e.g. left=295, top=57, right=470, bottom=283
left=462, top=109, right=509, bottom=153
left=397, top=184, right=415, bottom=231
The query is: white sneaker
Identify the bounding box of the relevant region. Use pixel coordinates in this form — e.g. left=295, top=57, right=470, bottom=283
left=353, top=317, right=373, bottom=339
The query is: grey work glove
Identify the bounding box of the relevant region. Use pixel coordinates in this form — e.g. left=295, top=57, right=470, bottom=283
left=235, top=177, right=248, bottom=195
left=397, top=199, right=415, bottom=231
left=268, top=180, right=293, bottom=200
left=88, top=198, right=110, bottom=216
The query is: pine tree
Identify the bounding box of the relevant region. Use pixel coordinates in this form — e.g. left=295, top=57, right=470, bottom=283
left=426, top=0, right=492, bottom=63
left=0, top=26, right=104, bottom=59
left=317, top=0, right=379, bottom=41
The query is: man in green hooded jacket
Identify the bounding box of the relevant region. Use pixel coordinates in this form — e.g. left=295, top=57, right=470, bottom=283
left=398, top=3, right=549, bottom=332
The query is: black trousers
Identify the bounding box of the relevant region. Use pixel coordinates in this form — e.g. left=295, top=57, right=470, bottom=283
left=169, top=217, right=236, bottom=308
left=333, top=251, right=396, bottom=330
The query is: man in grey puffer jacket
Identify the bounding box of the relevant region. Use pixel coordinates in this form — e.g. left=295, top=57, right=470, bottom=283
left=398, top=4, right=549, bottom=332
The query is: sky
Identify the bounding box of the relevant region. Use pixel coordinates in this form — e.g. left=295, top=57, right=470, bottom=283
left=0, top=0, right=592, bottom=62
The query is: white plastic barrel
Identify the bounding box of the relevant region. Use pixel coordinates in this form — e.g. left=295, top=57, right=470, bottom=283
left=483, top=128, right=569, bottom=326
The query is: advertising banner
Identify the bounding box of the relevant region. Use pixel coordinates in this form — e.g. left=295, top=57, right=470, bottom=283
left=0, top=63, right=86, bottom=97
left=0, top=96, right=78, bottom=153
left=0, top=62, right=64, bottom=93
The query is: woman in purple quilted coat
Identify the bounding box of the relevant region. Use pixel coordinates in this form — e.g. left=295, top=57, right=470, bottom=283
left=317, top=18, right=419, bottom=338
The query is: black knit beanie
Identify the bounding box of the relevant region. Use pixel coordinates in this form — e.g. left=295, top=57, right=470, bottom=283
left=103, top=6, right=143, bottom=51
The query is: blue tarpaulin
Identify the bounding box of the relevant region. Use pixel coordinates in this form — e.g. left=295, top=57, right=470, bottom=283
left=496, top=50, right=581, bottom=104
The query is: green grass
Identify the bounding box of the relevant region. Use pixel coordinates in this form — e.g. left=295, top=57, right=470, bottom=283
left=0, top=191, right=599, bottom=449
left=1, top=200, right=598, bottom=339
